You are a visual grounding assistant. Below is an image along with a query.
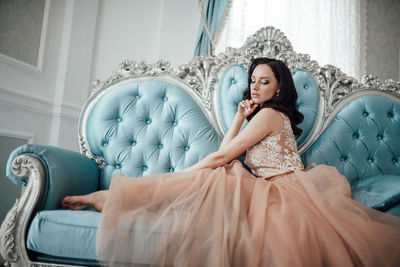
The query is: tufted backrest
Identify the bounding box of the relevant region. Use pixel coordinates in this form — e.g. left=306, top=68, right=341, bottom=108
left=217, top=64, right=249, bottom=132
left=292, top=69, right=319, bottom=146
left=217, top=65, right=319, bottom=149
left=302, top=95, right=400, bottom=186
left=84, top=79, right=221, bottom=189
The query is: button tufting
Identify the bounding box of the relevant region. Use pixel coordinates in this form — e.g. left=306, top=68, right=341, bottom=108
left=303, top=84, right=309, bottom=90
left=130, top=140, right=136, bottom=146
left=142, top=165, right=148, bottom=171
left=362, top=111, right=369, bottom=117
left=115, top=164, right=121, bottom=169
left=103, top=141, right=108, bottom=147
left=231, top=79, right=236, bottom=85
left=352, top=132, right=359, bottom=139
left=388, top=111, right=394, bottom=118
left=158, top=143, right=163, bottom=149
left=172, top=121, right=178, bottom=126
left=340, top=155, right=348, bottom=162
left=135, top=95, right=141, bottom=100
left=184, top=145, right=190, bottom=151
left=377, top=133, right=383, bottom=140
left=163, top=96, right=168, bottom=102
left=146, top=119, right=152, bottom=125
left=367, top=156, right=374, bottom=163
left=169, top=167, right=175, bottom=172
left=116, top=117, right=122, bottom=122
left=392, top=157, right=398, bottom=164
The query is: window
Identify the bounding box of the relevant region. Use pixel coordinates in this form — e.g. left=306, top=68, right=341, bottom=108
left=215, top=0, right=366, bottom=79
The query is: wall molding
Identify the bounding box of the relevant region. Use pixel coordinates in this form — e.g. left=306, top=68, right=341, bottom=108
left=36, top=0, right=50, bottom=71
left=0, top=54, right=42, bottom=74
left=0, top=0, right=50, bottom=72
left=53, top=103, right=82, bottom=120
left=0, top=86, right=81, bottom=119
left=0, top=128, right=34, bottom=144
left=0, top=86, right=53, bottom=116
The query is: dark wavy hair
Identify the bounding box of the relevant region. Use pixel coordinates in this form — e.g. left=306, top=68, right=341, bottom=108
left=243, top=57, right=304, bottom=137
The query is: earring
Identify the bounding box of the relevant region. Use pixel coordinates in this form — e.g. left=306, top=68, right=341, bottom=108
left=276, top=90, right=280, bottom=97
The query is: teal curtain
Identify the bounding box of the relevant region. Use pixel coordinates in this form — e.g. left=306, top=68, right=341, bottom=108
left=194, top=0, right=228, bottom=56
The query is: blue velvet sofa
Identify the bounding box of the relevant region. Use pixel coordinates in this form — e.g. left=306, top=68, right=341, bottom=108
left=1, top=26, right=399, bottom=266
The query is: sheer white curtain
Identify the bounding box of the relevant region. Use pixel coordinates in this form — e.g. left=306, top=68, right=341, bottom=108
left=215, top=0, right=366, bottom=79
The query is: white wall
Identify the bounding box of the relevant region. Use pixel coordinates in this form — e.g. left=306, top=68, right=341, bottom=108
left=90, top=0, right=200, bottom=82
left=158, top=0, right=201, bottom=65
left=47, top=0, right=98, bottom=150
left=366, top=0, right=400, bottom=81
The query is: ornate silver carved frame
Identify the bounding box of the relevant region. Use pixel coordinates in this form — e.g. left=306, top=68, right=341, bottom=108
left=1, top=26, right=400, bottom=267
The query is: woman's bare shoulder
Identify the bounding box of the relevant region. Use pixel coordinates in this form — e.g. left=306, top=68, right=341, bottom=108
left=251, top=108, right=283, bottom=133
left=253, top=107, right=281, bottom=120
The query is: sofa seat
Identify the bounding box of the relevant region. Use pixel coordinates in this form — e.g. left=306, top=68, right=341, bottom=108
left=27, top=209, right=186, bottom=264
left=352, top=175, right=400, bottom=215
left=27, top=210, right=100, bottom=260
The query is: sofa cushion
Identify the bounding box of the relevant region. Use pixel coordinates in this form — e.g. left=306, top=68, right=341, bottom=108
left=351, top=175, right=400, bottom=211
left=27, top=209, right=185, bottom=264
left=85, top=80, right=222, bottom=189
left=292, top=69, right=319, bottom=146
left=27, top=210, right=100, bottom=260
left=217, top=64, right=249, bottom=132
left=302, top=95, right=400, bottom=184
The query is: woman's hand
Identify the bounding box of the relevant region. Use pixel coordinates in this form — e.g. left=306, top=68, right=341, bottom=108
left=238, top=99, right=258, bottom=118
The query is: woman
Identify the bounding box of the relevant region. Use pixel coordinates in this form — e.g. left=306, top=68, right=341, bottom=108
left=62, top=58, right=400, bottom=267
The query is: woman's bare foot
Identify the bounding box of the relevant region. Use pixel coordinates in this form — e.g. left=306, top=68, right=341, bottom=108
left=61, top=190, right=108, bottom=212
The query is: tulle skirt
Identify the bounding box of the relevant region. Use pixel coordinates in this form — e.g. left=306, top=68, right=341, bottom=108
left=96, top=160, right=400, bottom=267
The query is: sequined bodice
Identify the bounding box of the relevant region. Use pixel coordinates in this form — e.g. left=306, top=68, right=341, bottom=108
left=244, top=112, right=303, bottom=179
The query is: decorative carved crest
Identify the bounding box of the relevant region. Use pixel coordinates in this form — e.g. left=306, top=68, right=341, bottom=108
left=91, top=60, right=173, bottom=94
left=242, top=27, right=293, bottom=59
left=174, top=55, right=217, bottom=110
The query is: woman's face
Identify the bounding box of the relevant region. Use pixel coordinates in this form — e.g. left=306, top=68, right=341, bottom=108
left=250, top=64, right=279, bottom=106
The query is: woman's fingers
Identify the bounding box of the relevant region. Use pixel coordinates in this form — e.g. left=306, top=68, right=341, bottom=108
left=239, top=100, right=257, bottom=115
left=239, top=100, right=247, bottom=111
left=244, top=100, right=249, bottom=113
left=238, top=99, right=258, bottom=117
left=245, top=100, right=252, bottom=113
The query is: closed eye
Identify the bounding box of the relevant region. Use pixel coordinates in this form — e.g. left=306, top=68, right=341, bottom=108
left=251, top=79, right=269, bottom=85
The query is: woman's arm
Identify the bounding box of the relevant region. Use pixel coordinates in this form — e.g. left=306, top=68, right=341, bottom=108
left=219, top=100, right=258, bottom=150
left=218, top=113, right=245, bottom=150
left=181, top=108, right=281, bottom=172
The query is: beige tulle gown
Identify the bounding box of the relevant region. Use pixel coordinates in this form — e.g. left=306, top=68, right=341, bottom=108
left=96, top=113, right=400, bottom=266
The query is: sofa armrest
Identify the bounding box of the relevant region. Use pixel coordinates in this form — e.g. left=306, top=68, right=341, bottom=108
left=6, top=144, right=100, bottom=210
left=1, top=144, right=99, bottom=264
